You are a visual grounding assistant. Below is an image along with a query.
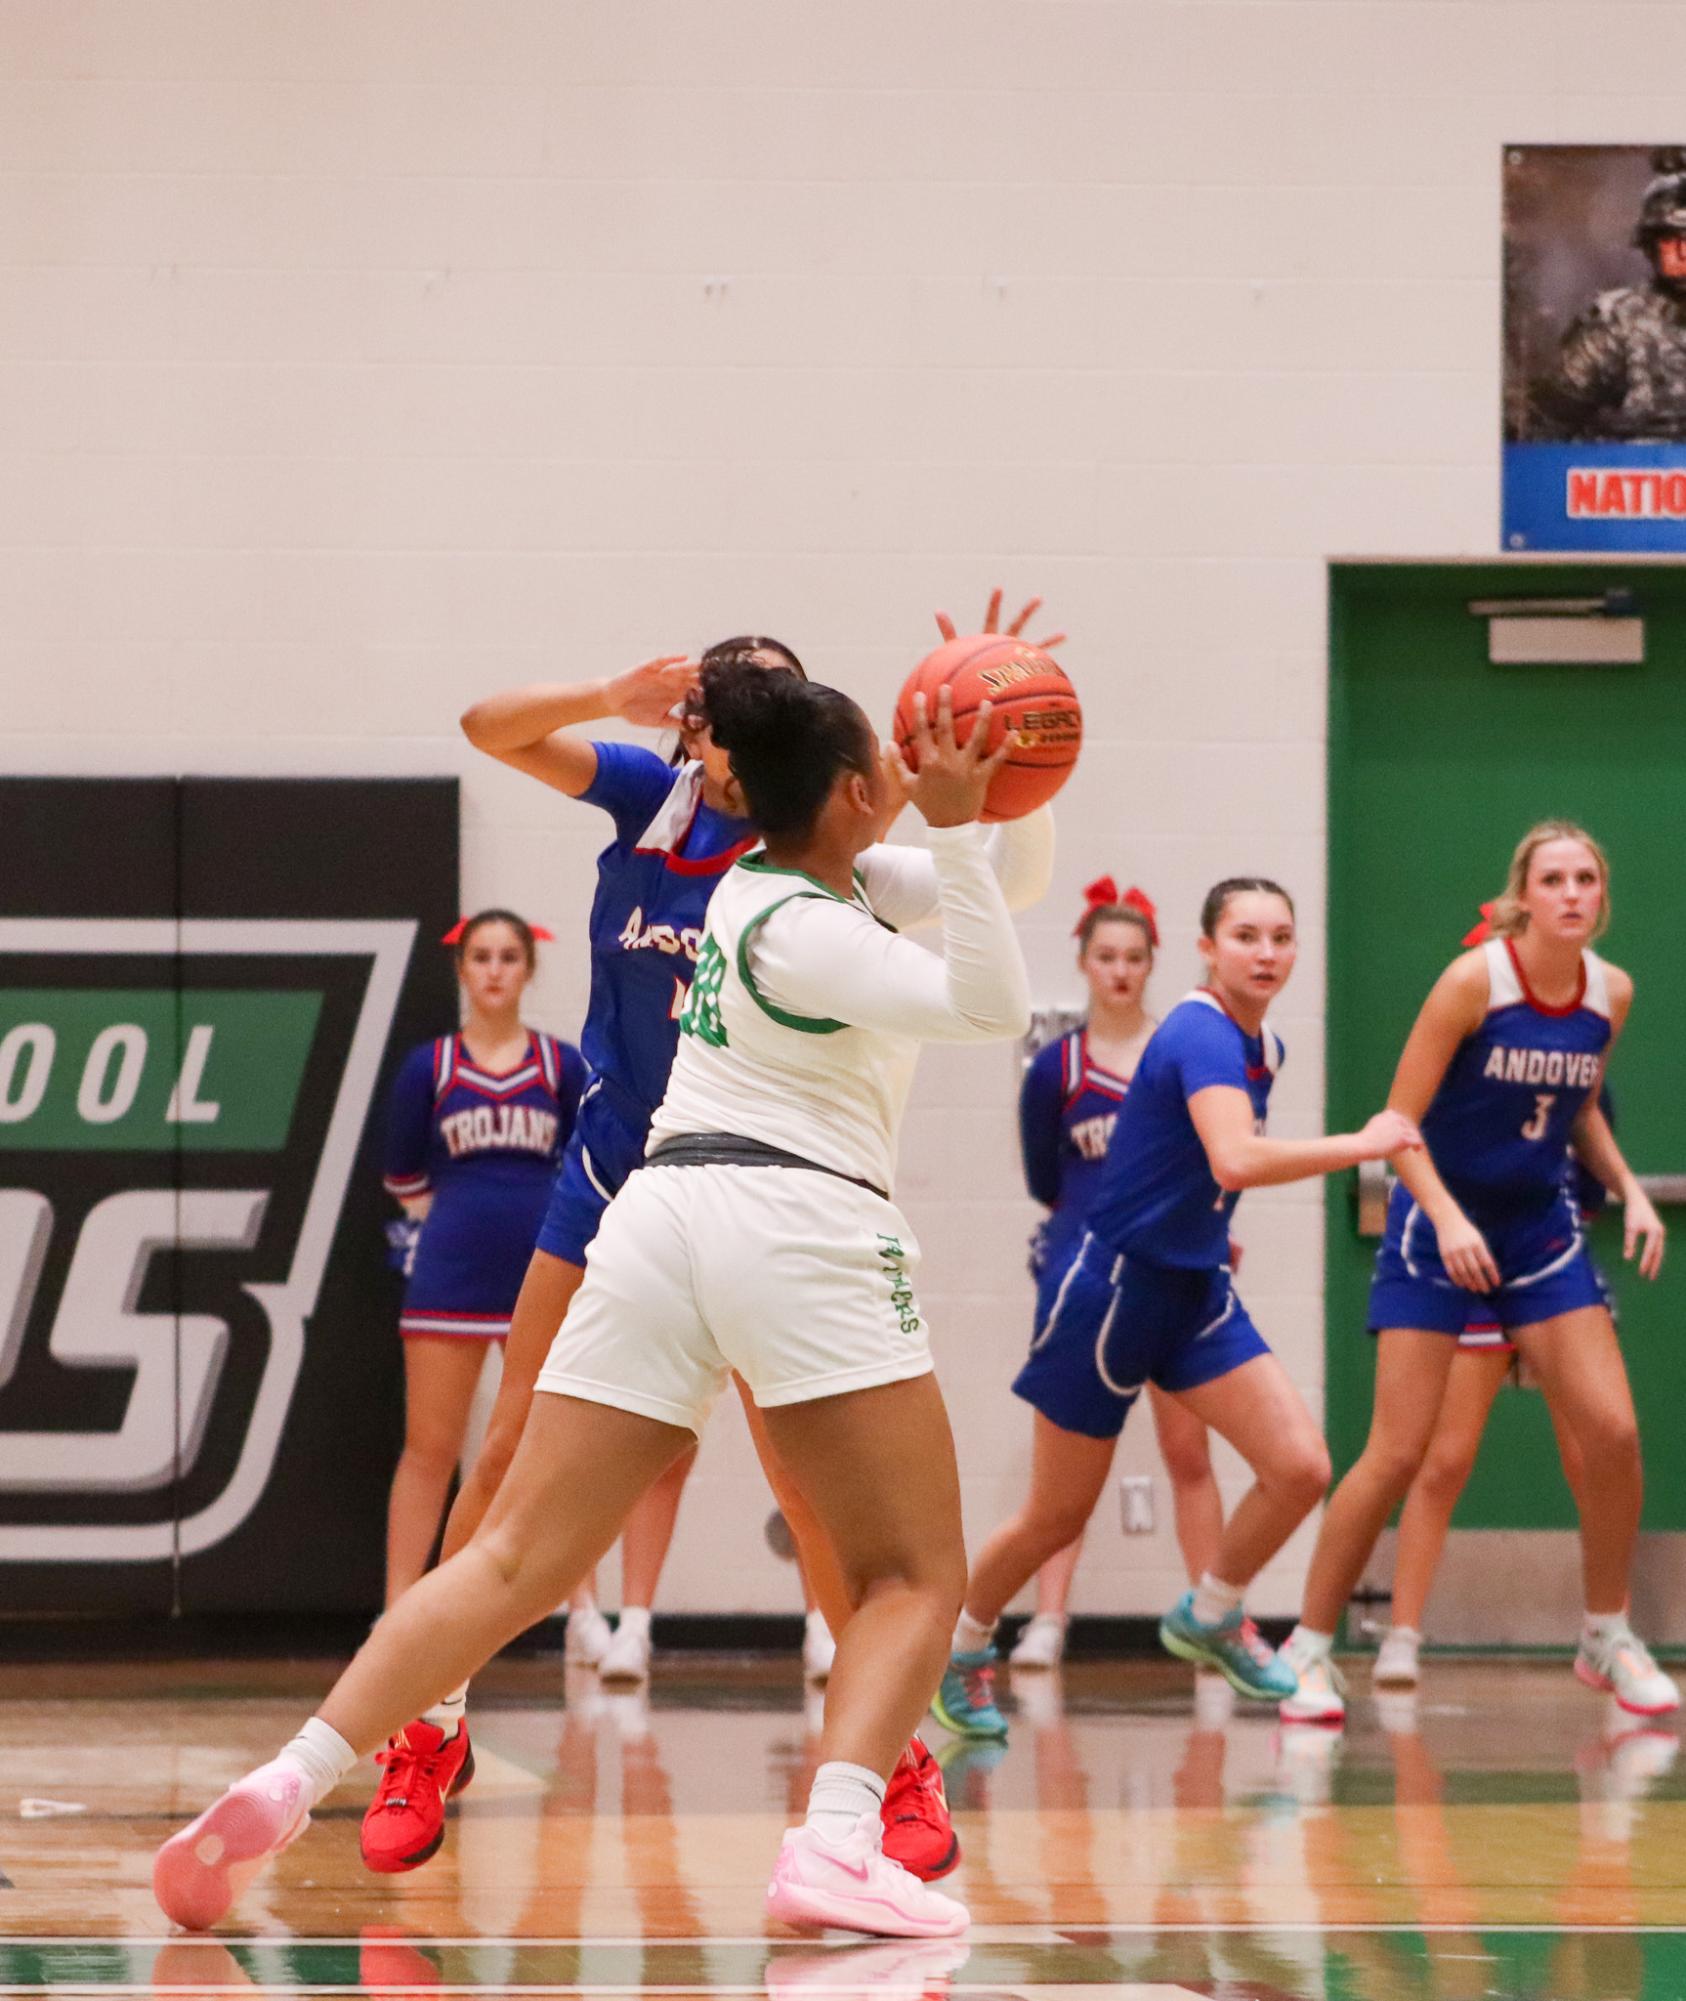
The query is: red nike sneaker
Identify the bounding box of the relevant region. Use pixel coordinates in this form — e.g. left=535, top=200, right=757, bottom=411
left=359, top=1720, right=475, bottom=1874
left=879, top=1733, right=960, bottom=1882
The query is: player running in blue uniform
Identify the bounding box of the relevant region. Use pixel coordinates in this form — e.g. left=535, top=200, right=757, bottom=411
left=380, top=910, right=583, bottom=1604
left=1281, top=823, right=1672, bottom=1725
left=1008, top=880, right=1226, bottom=1673
left=934, top=878, right=1419, bottom=1736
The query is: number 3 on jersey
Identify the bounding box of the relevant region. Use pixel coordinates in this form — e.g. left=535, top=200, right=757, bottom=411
left=679, top=936, right=729, bottom=1048
left=1521, top=1091, right=1555, bottom=1142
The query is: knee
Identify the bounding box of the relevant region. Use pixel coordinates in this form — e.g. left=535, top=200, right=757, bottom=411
left=1579, top=1411, right=1641, bottom=1473
left=1026, top=1496, right=1096, bottom=1555
left=1416, top=1443, right=1476, bottom=1507
left=1364, top=1438, right=1430, bottom=1504
left=1272, top=1439, right=1332, bottom=1513
left=1160, top=1435, right=1215, bottom=1491
left=398, top=1430, right=462, bottom=1485
left=855, top=1545, right=966, bottom=1634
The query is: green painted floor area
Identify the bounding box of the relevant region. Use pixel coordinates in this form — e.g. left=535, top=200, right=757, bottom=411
left=7, top=1928, right=1686, bottom=1998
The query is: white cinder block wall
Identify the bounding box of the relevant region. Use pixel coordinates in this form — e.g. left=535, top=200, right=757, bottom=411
left=1, top=0, right=1659, bottom=1614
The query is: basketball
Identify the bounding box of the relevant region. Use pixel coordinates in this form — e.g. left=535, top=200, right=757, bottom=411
left=893, top=634, right=1082, bottom=821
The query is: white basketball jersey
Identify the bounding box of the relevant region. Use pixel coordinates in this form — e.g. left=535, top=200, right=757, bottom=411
left=651, top=855, right=921, bottom=1195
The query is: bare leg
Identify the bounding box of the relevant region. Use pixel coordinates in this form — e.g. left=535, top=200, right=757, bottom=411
left=1389, top=1347, right=1511, bottom=1633
left=618, top=1443, right=699, bottom=1607
left=1032, top=1536, right=1084, bottom=1619
left=1512, top=1306, right=1640, bottom=1616
left=963, top=1413, right=1117, bottom=1629
left=1297, top=1330, right=1458, bottom=1634
left=439, top=1250, right=585, bottom=1563
left=322, top=1393, right=692, bottom=1752
left=760, top=1375, right=966, bottom=1778
left=386, top=1338, right=496, bottom=1605
left=738, top=1377, right=855, bottom=1637
left=1148, top=1382, right=1226, bottom=1584
left=1173, top=1354, right=1330, bottom=1585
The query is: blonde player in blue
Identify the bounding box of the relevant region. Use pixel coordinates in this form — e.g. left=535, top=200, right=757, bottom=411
left=935, top=878, right=1420, bottom=1737
left=1281, top=822, right=1673, bottom=1726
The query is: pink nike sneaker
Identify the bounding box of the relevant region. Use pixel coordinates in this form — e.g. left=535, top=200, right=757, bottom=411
left=766, top=1813, right=969, bottom=1938
left=153, top=1758, right=312, bottom=1930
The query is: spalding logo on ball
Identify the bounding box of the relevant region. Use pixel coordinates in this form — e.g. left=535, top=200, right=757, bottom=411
left=894, top=634, right=1082, bottom=822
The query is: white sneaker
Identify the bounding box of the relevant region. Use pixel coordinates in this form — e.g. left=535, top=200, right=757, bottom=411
left=1008, top=1614, right=1068, bottom=1670
left=565, top=1605, right=614, bottom=1668
left=599, top=1613, right=653, bottom=1685
left=766, top=1813, right=969, bottom=1938
left=1277, top=1635, right=1346, bottom=1726
left=802, top=1612, right=837, bottom=1684
left=1373, top=1626, right=1421, bottom=1688
left=1575, top=1623, right=1680, bottom=1718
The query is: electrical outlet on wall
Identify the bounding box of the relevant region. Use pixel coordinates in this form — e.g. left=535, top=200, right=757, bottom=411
left=1119, top=1474, right=1155, bottom=1534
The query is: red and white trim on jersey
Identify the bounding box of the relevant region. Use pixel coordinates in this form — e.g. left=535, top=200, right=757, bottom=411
left=1488, top=937, right=1610, bottom=1021
left=433, top=1032, right=558, bottom=1104
left=633, top=760, right=759, bottom=878
left=1185, top=988, right=1283, bottom=1078
left=399, top=1309, right=512, bottom=1340
left=383, top=1168, right=433, bottom=1201
left=1062, top=1028, right=1130, bottom=1109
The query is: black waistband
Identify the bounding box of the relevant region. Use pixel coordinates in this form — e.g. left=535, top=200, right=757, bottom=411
left=645, top=1131, right=888, bottom=1202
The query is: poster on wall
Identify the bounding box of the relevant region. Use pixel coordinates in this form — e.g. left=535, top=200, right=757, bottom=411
left=0, top=776, right=457, bottom=1615
left=1503, top=145, right=1686, bottom=550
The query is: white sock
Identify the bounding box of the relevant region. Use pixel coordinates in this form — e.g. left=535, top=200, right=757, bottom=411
left=1289, top=1624, right=1334, bottom=1659
left=1583, top=1611, right=1626, bottom=1646
left=616, top=1605, right=652, bottom=1637
left=805, top=1760, right=886, bottom=1844
left=1388, top=1625, right=1421, bottom=1643
left=954, top=1610, right=995, bottom=1654
left=277, top=1717, right=358, bottom=1811
left=1191, top=1573, right=1245, bottom=1627
left=424, top=1683, right=468, bottom=1731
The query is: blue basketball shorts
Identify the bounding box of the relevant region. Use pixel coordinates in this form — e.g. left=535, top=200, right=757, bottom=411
left=1013, top=1233, right=1271, bottom=1441
left=1368, top=1181, right=1608, bottom=1337
left=533, top=1078, right=651, bottom=1269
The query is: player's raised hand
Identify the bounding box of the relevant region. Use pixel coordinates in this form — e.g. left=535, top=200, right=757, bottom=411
left=888, top=686, right=1010, bottom=829
left=606, top=656, right=699, bottom=728
left=1624, top=1184, right=1667, bottom=1280
left=934, top=587, right=1066, bottom=651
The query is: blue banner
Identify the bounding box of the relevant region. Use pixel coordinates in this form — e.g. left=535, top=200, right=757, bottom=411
left=1504, top=441, right=1686, bottom=552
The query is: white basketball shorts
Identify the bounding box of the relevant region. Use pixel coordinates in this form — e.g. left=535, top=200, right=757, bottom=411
left=533, top=1161, right=932, bottom=1435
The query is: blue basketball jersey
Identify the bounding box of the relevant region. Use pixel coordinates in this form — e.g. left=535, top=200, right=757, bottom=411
left=1020, top=1027, right=1133, bottom=1274
left=1422, top=938, right=1613, bottom=1214
left=1087, top=990, right=1282, bottom=1270
left=578, top=743, right=758, bottom=1120
left=384, top=1030, right=586, bottom=1332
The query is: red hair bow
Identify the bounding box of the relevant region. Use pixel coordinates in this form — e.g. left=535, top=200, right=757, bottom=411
left=441, top=916, right=555, bottom=946
left=1073, top=877, right=1158, bottom=947
left=1461, top=901, right=1497, bottom=947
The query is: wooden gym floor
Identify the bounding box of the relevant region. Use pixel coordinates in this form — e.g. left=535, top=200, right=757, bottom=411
left=3, top=1651, right=1684, bottom=1998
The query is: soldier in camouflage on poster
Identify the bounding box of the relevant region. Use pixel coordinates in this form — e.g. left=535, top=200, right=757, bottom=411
left=1534, top=149, right=1686, bottom=440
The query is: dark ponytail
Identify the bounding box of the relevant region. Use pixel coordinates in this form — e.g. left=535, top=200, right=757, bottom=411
left=699, top=659, right=875, bottom=839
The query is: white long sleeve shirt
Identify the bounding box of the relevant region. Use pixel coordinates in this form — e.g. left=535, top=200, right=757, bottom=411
left=649, top=811, right=1049, bottom=1195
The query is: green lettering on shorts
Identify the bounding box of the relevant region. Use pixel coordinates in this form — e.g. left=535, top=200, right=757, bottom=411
left=876, top=1231, right=922, bottom=1336
left=678, top=935, right=729, bottom=1048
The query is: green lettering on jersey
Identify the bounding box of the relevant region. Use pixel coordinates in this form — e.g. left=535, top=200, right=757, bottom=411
left=678, top=935, right=729, bottom=1048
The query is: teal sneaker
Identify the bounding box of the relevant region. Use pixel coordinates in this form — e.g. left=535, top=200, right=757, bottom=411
left=1158, top=1591, right=1298, bottom=1701
left=931, top=1648, right=1008, bottom=1740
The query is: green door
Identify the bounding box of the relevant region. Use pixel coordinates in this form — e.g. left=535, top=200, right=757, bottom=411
left=1327, top=562, right=1686, bottom=1586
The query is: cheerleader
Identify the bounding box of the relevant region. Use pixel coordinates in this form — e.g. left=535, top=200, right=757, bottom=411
left=381, top=910, right=583, bottom=1602
left=935, top=877, right=1419, bottom=1739
left=1282, top=824, right=1672, bottom=1725
left=1008, top=880, right=1225, bottom=1671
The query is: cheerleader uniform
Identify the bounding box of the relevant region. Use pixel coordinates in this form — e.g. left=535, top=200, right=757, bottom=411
left=1018, top=1025, right=1134, bottom=1340
left=385, top=1029, right=584, bottom=1338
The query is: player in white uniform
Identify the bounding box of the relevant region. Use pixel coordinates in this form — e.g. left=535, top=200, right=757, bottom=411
left=155, top=660, right=1052, bottom=1942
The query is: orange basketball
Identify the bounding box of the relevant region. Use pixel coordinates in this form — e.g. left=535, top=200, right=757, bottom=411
left=893, top=635, right=1082, bottom=822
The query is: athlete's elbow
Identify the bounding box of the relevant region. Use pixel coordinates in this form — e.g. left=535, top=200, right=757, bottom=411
left=1207, top=1152, right=1251, bottom=1194
left=459, top=702, right=496, bottom=748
